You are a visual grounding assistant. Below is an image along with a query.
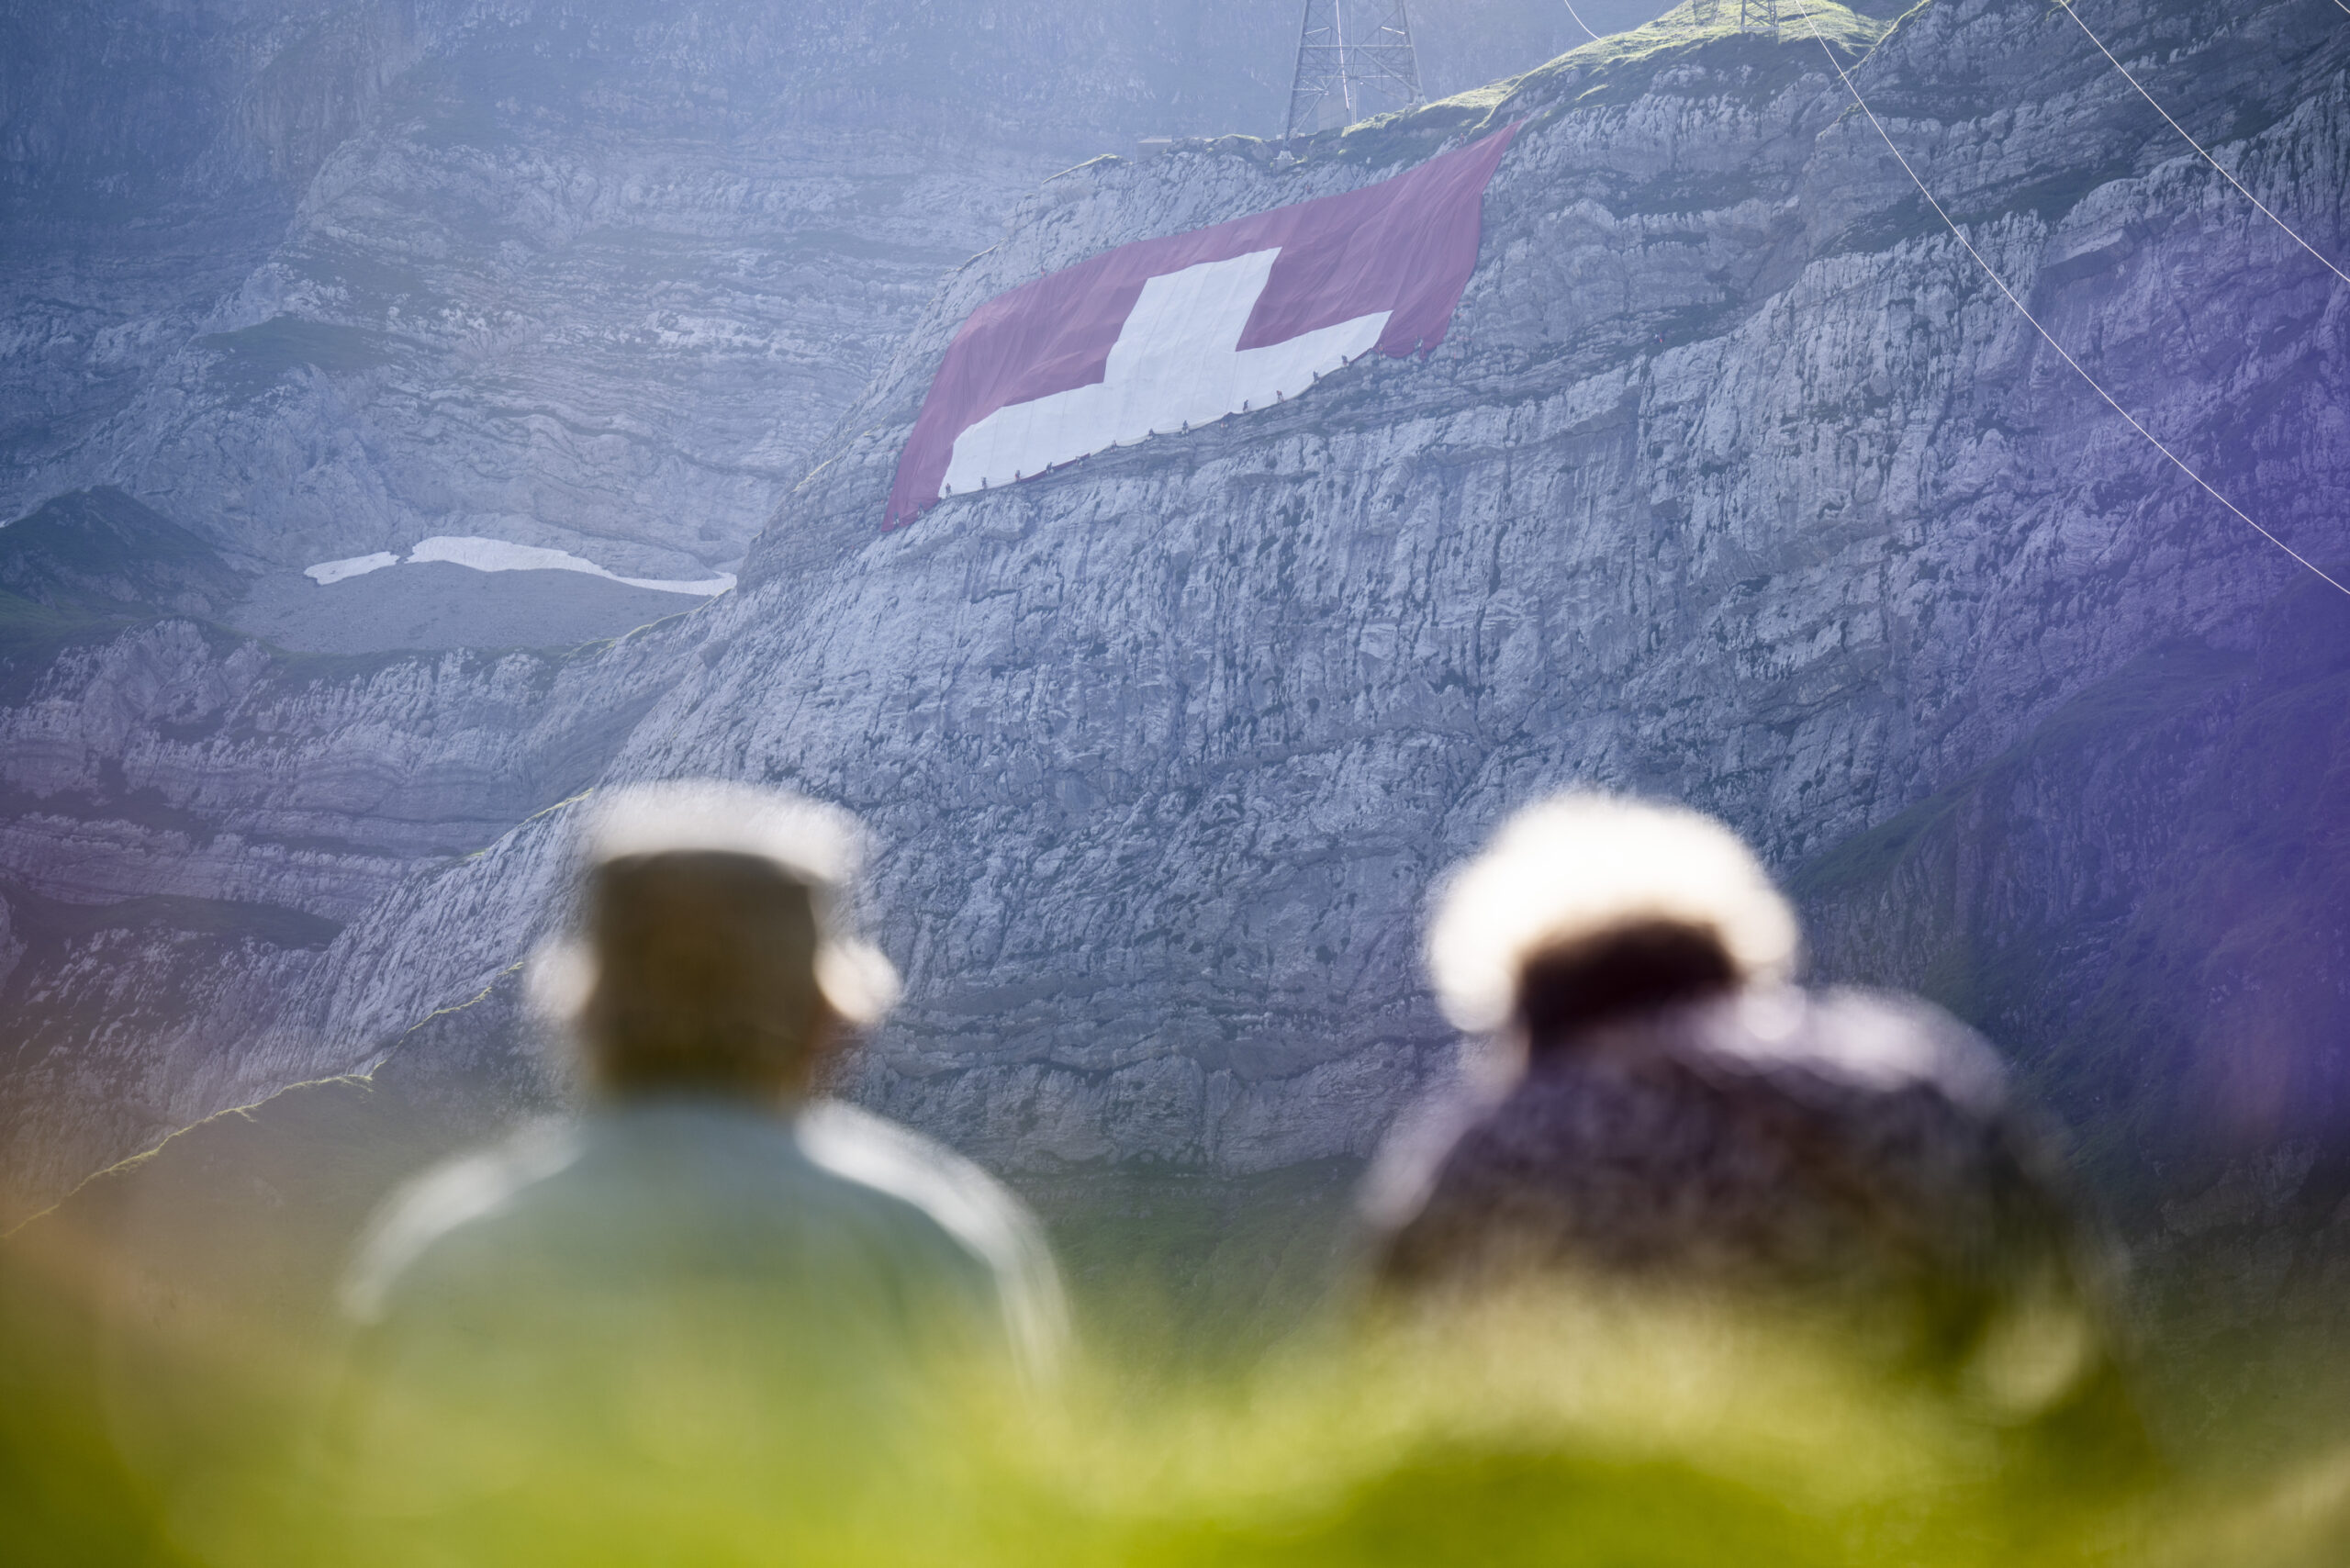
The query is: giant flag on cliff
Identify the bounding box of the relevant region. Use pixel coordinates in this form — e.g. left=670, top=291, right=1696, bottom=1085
left=885, top=126, right=1519, bottom=529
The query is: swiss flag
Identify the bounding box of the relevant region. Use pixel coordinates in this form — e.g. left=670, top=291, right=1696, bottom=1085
left=886, top=125, right=1519, bottom=529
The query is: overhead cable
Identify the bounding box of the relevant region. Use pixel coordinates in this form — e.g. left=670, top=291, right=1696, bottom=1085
left=2058, top=0, right=2350, bottom=287
left=1563, top=2, right=1605, bottom=43
left=1792, top=4, right=2350, bottom=598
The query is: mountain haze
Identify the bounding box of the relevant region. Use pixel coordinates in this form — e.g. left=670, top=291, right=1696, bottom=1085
left=2, top=0, right=2345, bottom=1275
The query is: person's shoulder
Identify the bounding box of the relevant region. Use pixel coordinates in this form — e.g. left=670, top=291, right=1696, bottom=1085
left=1357, top=1056, right=1517, bottom=1234
left=796, top=1100, right=1069, bottom=1367
left=339, top=1118, right=584, bottom=1325
left=1690, top=985, right=2011, bottom=1115
left=796, top=1101, right=1043, bottom=1268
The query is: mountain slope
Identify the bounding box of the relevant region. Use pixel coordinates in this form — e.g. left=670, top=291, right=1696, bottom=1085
left=4, top=0, right=2346, bottom=1223
left=285, top=0, right=2350, bottom=1176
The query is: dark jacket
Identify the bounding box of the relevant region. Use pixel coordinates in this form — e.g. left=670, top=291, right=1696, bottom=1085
left=1365, top=985, right=2139, bottom=1439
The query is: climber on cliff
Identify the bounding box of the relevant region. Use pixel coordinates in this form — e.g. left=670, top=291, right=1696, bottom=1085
left=330, top=780, right=1065, bottom=1552
left=1359, top=792, right=2148, bottom=1465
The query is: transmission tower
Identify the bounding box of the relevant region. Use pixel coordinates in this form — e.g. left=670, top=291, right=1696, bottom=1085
left=1696, top=0, right=1784, bottom=30
left=1282, top=0, right=1425, bottom=145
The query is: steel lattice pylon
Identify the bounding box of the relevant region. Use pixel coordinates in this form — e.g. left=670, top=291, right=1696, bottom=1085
left=1282, top=0, right=1425, bottom=146
left=1695, top=0, right=1785, bottom=31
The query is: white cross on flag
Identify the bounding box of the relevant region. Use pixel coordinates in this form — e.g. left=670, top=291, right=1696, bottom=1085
left=886, top=126, right=1518, bottom=529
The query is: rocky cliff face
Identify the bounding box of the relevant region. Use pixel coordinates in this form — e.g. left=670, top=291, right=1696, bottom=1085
left=0, top=0, right=1597, bottom=1216
left=0, top=591, right=707, bottom=1206
left=4, top=0, right=2346, bottom=1225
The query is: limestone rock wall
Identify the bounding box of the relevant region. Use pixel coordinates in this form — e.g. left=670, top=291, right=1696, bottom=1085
left=4, top=0, right=2346, bottom=1215
left=2, top=0, right=1593, bottom=1215
left=0, top=610, right=703, bottom=1207
left=281, top=0, right=2350, bottom=1177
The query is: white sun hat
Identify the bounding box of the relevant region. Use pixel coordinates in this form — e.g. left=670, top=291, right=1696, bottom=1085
left=533, top=779, right=901, bottom=1028
left=1426, top=792, right=1800, bottom=1035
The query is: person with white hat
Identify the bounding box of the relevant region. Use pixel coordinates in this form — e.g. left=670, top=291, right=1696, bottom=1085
left=1360, top=792, right=2144, bottom=1458
left=333, top=781, right=1064, bottom=1551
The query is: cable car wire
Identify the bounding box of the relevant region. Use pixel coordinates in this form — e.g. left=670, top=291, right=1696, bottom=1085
left=1791, top=3, right=2350, bottom=598
left=2057, top=0, right=2349, bottom=287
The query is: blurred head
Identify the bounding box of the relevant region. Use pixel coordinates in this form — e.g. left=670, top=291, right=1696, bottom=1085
left=1427, top=793, right=1799, bottom=1044
left=535, top=781, right=901, bottom=1101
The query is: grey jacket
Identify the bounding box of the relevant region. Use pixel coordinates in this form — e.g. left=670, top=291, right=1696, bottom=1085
left=336, top=1097, right=1064, bottom=1512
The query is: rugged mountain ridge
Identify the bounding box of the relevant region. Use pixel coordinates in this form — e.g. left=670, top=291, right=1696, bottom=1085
left=6, top=0, right=2348, bottom=1228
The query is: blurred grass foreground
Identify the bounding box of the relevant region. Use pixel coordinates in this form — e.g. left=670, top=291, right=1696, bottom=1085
left=6, top=1106, right=2350, bottom=1568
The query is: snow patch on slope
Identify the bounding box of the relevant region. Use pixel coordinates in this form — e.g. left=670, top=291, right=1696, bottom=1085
left=306, top=552, right=399, bottom=586
left=306, top=537, right=735, bottom=596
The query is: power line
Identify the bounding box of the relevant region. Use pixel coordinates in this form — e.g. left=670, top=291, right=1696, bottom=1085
left=1562, top=1, right=1604, bottom=44
left=2057, top=0, right=2350, bottom=288
left=1790, top=4, right=2350, bottom=598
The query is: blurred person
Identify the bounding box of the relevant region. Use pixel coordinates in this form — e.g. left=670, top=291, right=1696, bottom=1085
left=331, top=781, right=1064, bottom=1560
left=1360, top=793, right=2145, bottom=1461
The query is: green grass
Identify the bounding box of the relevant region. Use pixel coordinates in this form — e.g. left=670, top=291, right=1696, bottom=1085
left=6, top=1044, right=2349, bottom=1565
left=0, top=584, right=120, bottom=654
left=0, top=586, right=136, bottom=704
left=1270, top=1, right=1892, bottom=173
left=1017, top=1159, right=1366, bottom=1377
left=12, top=1194, right=2342, bottom=1567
